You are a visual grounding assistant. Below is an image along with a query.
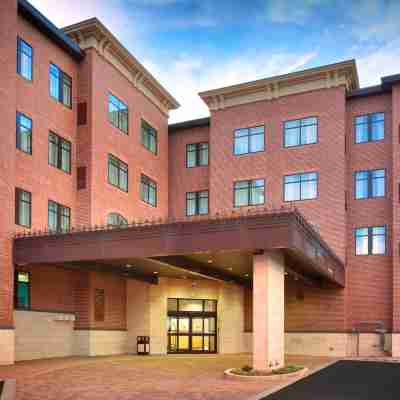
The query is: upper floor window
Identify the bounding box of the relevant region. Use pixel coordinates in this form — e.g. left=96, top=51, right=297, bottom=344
left=49, top=132, right=71, bottom=174
left=108, top=93, right=128, bottom=134
left=141, top=119, right=157, bottom=154
left=48, top=200, right=70, bottom=232
left=49, top=63, right=72, bottom=108
left=140, top=174, right=157, bottom=207
left=186, top=190, right=209, bottom=216
left=17, top=37, right=32, bottom=81
left=284, top=172, right=318, bottom=201
left=355, top=226, right=386, bottom=255
left=284, top=117, right=317, bottom=147
left=234, top=179, right=265, bottom=207
left=15, top=271, right=30, bottom=309
left=234, top=126, right=264, bottom=155
left=108, top=154, right=128, bottom=192
left=186, top=142, right=209, bottom=167
left=355, top=169, right=385, bottom=199
left=354, top=112, right=384, bottom=143
left=16, top=112, right=32, bottom=155
left=107, top=212, right=128, bottom=226
left=15, top=188, right=31, bottom=228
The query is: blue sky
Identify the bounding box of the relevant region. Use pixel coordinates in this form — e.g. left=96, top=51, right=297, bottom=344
left=30, top=0, right=400, bottom=122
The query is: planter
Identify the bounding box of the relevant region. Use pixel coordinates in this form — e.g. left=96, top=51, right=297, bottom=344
left=0, top=380, right=16, bottom=400
left=224, top=367, right=308, bottom=381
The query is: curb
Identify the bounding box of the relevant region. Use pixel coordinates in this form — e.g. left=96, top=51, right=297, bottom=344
left=224, top=367, right=308, bottom=381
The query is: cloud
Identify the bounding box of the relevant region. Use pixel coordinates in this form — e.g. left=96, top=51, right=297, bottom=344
left=144, top=50, right=318, bottom=123
left=264, top=0, right=330, bottom=24
left=349, top=0, right=400, bottom=42
left=357, top=39, right=400, bottom=86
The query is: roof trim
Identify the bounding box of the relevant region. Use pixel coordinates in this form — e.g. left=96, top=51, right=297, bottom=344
left=63, top=18, right=180, bottom=115
left=199, top=59, right=359, bottom=111
left=168, top=117, right=210, bottom=132
left=346, top=84, right=388, bottom=99
left=18, top=0, right=84, bottom=62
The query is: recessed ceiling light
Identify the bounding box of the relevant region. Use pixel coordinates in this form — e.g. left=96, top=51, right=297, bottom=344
left=153, top=271, right=159, bottom=274
left=207, top=259, right=213, bottom=263
left=126, top=264, right=132, bottom=268
left=226, top=267, right=233, bottom=271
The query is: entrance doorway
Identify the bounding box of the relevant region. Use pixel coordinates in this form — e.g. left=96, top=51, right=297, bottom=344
left=167, top=298, right=217, bottom=354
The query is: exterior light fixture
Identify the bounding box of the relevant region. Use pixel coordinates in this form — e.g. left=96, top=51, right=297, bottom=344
left=244, top=273, right=249, bottom=278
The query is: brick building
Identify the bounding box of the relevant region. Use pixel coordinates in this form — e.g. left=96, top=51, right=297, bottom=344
left=0, top=0, right=399, bottom=367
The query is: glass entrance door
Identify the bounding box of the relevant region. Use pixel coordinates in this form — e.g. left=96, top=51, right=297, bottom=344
left=167, top=298, right=217, bottom=354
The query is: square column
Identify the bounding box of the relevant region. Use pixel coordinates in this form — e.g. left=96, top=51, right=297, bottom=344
left=253, top=251, right=285, bottom=370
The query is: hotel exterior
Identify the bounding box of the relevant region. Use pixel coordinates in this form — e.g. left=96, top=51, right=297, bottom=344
left=1, top=0, right=400, bottom=368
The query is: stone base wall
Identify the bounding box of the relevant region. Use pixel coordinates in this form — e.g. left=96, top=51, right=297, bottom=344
left=126, top=278, right=247, bottom=355
left=14, top=310, right=75, bottom=361
left=73, top=330, right=128, bottom=356
left=391, top=333, right=400, bottom=357
left=0, top=329, right=14, bottom=365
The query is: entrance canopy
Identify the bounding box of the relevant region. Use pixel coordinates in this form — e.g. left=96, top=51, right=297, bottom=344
left=13, top=207, right=345, bottom=287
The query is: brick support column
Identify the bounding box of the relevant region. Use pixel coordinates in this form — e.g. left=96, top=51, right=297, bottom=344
left=252, top=251, right=285, bottom=370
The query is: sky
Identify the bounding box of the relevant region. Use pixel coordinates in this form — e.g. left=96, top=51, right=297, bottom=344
left=30, top=0, right=400, bottom=123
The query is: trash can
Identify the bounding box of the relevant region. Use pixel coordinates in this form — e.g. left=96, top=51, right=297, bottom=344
left=137, top=336, right=150, bottom=355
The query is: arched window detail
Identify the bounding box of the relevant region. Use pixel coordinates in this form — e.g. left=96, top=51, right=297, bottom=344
left=107, top=213, right=128, bottom=226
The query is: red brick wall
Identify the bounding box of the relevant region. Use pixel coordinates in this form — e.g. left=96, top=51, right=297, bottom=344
left=391, top=84, right=400, bottom=333
left=16, top=265, right=76, bottom=313
left=209, top=87, right=347, bottom=261
left=207, top=87, right=347, bottom=331
left=168, top=125, right=210, bottom=218
left=15, top=16, right=79, bottom=232
left=345, top=93, right=393, bottom=331
left=88, top=49, right=169, bottom=225
left=0, top=0, right=17, bottom=329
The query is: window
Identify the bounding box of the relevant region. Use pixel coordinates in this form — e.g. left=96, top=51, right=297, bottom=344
left=355, top=112, right=384, bottom=143
left=234, top=126, right=264, bottom=155
left=355, top=169, right=385, bottom=199
left=48, top=132, right=71, bottom=173
left=17, top=37, right=32, bottom=81
left=49, top=63, right=72, bottom=108
left=48, top=200, right=70, bottom=232
left=107, top=213, right=128, bottom=226
left=16, top=112, right=32, bottom=154
left=234, top=179, right=265, bottom=207
left=284, top=172, right=318, bottom=201
left=355, top=226, right=386, bottom=255
left=108, top=154, right=128, bottom=192
left=186, top=143, right=209, bottom=167
left=186, top=191, right=209, bottom=216
left=15, top=271, right=30, bottom=309
left=284, top=117, right=318, bottom=147
left=15, top=188, right=31, bottom=228
left=140, top=175, right=157, bottom=207
left=141, top=119, right=157, bottom=154
left=108, top=93, right=128, bottom=134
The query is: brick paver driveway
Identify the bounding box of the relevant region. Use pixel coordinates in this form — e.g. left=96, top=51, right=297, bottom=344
left=0, top=354, right=333, bottom=400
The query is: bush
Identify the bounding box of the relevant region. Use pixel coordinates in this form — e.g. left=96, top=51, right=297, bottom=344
left=272, top=365, right=303, bottom=375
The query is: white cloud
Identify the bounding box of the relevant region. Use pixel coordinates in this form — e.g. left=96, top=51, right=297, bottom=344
left=264, top=0, right=330, bottom=24
left=350, top=0, right=400, bottom=42
left=357, top=39, right=400, bottom=86
left=144, top=50, right=318, bottom=123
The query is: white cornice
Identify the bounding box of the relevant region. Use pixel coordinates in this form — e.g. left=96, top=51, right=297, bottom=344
left=63, top=18, right=180, bottom=116
left=199, top=60, right=359, bottom=111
